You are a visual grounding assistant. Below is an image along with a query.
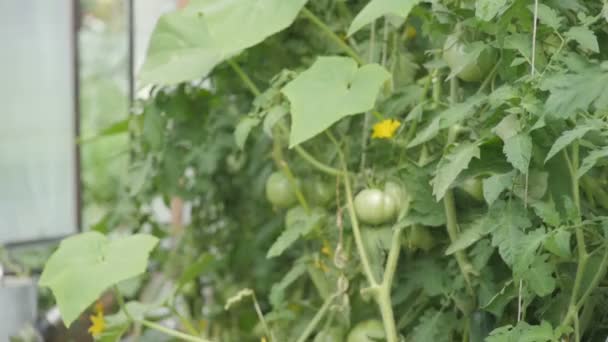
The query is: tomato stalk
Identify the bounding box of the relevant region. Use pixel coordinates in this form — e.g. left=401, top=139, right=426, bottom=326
left=294, top=294, right=338, bottom=342
left=442, top=77, right=475, bottom=299
left=328, top=131, right=400, bottom=342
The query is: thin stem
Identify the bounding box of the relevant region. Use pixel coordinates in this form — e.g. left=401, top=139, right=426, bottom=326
left=140, top=320, right=213, bottom=342
left=360, top=20, right=376, bottom=171
left=444, top=190, right=475, bottom=297
left=382, top=227, right=403, bottom=287
left=227, top=59, right=261, bottom=97
left=294, top=145, right=342, bottom=176
left=576, top=245, right=608, bottom=309
left=531, top=0, right=539, bottom=75
left=294, top=295, right=337, bottom=342
left=251, top=293, right=276, bottom=342
left=328, top=132, right=378, bottom=286
left=300, top=8, right=365, bottom=64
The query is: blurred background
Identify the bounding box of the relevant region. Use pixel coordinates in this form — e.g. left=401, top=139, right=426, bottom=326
left=0, top=1, right=179, bottom=340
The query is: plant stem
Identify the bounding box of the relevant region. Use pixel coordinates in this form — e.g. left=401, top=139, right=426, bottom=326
left=444, top=190, right=475, bottom=297
left=382, top=227, right=403, bottom=287
left=300, top=8, right=365, bottom=64
left=227, top=59, right=261, bottom=97
left=443, top=77, right=474, bottom=297
left=140, top=319, right=213, bottom=342
left=576, top=245, right=608, bottom=309
left=334, top=138, right=378, bottom=287
left=360, top=20, right=376, bottom=171
left=376, top=287, right=399, bottom=342
left=294, top=295, right=337, bottom=342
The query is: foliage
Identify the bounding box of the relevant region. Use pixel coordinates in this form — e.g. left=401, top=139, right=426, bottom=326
left=40, top=0, right=608, bottom=341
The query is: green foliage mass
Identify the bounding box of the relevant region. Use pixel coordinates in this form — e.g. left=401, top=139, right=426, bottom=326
left=40, top=0, right=608, bottom=341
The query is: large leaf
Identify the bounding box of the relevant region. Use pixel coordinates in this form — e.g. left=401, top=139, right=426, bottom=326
left=348, top=0, right=421, bottom=36
left=503, top=133, right=532, bottom=174
left=482, top=171, right=516, bottom=205
left=476, top=0, right=511, bottom=21
left=140, top=0, right=309, bottom=85
left=432, top=143, right=481, bottom=200
left=540, top=65, right=608, bottom=119
left=544, top=124, right=596, bottom=162
left=566, top=26, right=599, bottom=53
left=267, top=207, right=325, bottom=258
left=39, top=232, right=159, bottom=326
left=282, top=57, right=391, bottom=147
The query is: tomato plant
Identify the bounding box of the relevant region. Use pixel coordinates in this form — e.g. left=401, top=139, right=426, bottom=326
left=39, top=0, right=608, bottom=341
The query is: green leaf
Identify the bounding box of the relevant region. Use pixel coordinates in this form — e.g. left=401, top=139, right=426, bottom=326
left=483, top=171, right=516, bottom=205
left=490, top=203, right=532, bottom=266
left=263, top=105, right=289, bottom=137
left=411, top=309, right=455, bottom=342
left=512, top=232, right=556, bottom=297
left=530, top=4, right=563, bottom=30
left=267, top=207, right=324, bottom=258
left=503, top=133, right=532, bottom=174
left=140, top=0, right=309, bottom=85
left=566, top=26, right=599, bottom=53
left=476, top=0, right=511, bottom=21
left=531, top=199, right=561, bottom=226
left=39, top=232, right=159, bottom=326
left=487, top=321, right=557, bottom=342
left=439, top=94, right=486, bottom=128
left=348, top=0, right=421, bottom=36
left=544, top=124, right=595, bottom=162
left=541, top=66, right=608, bottom=118
left=269, top=261, right=307, bottom=307
left=432, top=143, right=481, bottom=200
left=408, top=116, right=440, bottom=148
left=492, top=114, right=520, bottom=141
left=235, top=117, right=261, bottom=149
left=282, top=57, right=391, bottom=147
left=543, top=229, right=571, bottom=258
left=577, top=146, right=608, bottom=178
left=445, top=223, right=487, bottom=255
left=176, top=254, right=215, bottom=293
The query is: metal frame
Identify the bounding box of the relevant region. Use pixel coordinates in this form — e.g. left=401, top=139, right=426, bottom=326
left=5, top=0, right=82, bottom=249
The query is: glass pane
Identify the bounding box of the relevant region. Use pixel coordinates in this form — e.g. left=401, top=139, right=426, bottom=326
left=0, top=0, right=78, bottom=244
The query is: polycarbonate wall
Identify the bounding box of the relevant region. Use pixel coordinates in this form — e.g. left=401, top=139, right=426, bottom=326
left=0, top=0, right=78, bottom=244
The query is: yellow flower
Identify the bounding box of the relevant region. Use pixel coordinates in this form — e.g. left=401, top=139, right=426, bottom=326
left=372, top=119, right=401, bottom=139
left=321, top=240, right=332, bottom=256
left=88, top=310, right=105, bottom=338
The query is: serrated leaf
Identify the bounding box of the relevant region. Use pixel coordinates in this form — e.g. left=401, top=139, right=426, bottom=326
left=411, top=309, right=455, bottom=342
left=235, top=117, right=260, bottom=149
left=492, top=114, right=520, bottom=141
left=432, top=143, right=481, bottom=200
left=524, top=255, right=557, bottom=297
left=531, top=199, right=561, bottom=226
left=487, top=321, right=556, bottom=342
left=282, top=57, right=391, bottom=147
left=503, top=133, right=532, bottom=174
left=439, top=94, right=486, bottom=128
left=267, top=207, right=324, bottom=258
left=544, top=229, right=571, bottom=258
left=406, top=258, right=450, bottom=296
left=39, top=232, right=158, bottom=326
left=544, top=124, right=595, bottom=162
left=140, top=0, right=309, bottom=85
left=483, top=171, right=516, bottom=205
left=513, top=170, right=549, bottom=201
left=445, top=223, right=487, bottom=255
left=566, top=26, right=599, bottom=53
left=348, top=0, right=421, bottom=36
left=476, top=0, right=511, bottom=21
left=408, top=116, right=440, bottom=148
left=577, top=146, right=608, bottom=178
left=530, top=4, right=563, bottom=30
left=540, top=66, right=608, bottom=118
left=490, top=203, right=532, bottom=266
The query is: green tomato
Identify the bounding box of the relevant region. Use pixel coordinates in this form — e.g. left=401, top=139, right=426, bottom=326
left=314, top=327, right=345, bottom=342
left=406, top=225, right=436, bottom=252
left=384, top=181, right=409, bottom=217
left=443, top=34, right=496, bottom=82
left=354, top=189, right=398, bottom=225
left=347, top=320, right=385, bottom=342
left=308, top=179, right=334, bottom=206
left=461, top=177, right=484, bottom=202
left=265, top=172, right=297, bottom=208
